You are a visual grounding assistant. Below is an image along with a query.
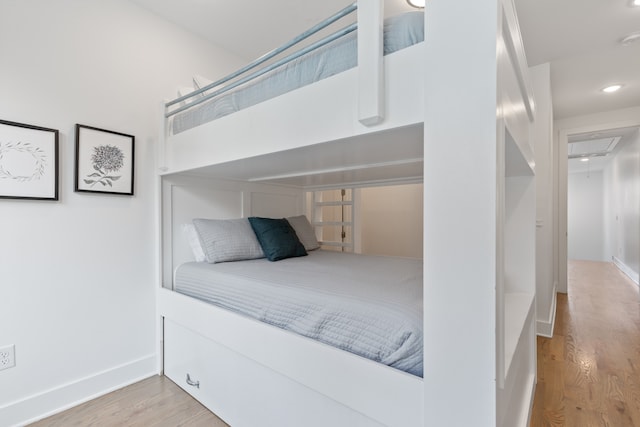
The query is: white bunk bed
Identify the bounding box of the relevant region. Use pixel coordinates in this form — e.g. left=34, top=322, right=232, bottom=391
left=157, top=1, right=539, bottom=426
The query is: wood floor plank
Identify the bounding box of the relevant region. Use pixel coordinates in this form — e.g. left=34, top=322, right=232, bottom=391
left=28, top=375, right=228, bottom=427
left=530, top=260, right=640, bottom=427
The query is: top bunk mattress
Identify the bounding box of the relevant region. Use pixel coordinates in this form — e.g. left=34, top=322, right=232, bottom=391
left=174, top=250, right=423, bottom=377
left=170, top=11, right=424, bottom=135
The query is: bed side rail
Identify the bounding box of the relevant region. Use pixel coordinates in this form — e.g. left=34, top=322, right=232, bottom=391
left=164, top=0, right=384, bottom=127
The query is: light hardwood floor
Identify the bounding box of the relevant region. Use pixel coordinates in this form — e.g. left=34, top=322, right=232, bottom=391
left=530, top=260, right=640, bottom=427
left=28, top=375, right=228, bottom=427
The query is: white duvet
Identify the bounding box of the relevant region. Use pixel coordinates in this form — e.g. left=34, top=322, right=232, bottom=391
left=174, top=250, right=423, bottom=376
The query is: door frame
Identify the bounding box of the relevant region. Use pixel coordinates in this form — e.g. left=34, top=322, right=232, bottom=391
left=556, top=113, right=640, bottom=293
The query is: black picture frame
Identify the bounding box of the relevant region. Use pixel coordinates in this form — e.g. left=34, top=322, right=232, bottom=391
left=0, top=119, right=59, bottom=200
left=74, top=124, right=135, bottom=196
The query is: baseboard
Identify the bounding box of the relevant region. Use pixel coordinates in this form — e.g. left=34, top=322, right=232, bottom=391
left=613, top=257, right=639, bottom=285
left=524, top=373, right=536, bottom=427
left=1, top=354, right=157, bottom=427
left=499, top=372, right=536, bottom=427
left=536, top=282, right=557, bottom=338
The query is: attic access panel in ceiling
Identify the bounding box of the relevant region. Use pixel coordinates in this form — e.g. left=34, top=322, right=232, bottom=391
left=568, top=136, right=620, bottom=159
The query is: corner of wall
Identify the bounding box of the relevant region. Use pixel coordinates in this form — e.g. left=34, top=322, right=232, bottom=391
left=0, top=355, right=156, bottom=427
left=613, top=257, right=640, bottom=286
left=536, top=281, right=557, bottom=338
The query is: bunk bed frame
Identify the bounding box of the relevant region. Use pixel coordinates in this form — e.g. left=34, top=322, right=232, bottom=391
left=157, top=1, right=539, bottom=426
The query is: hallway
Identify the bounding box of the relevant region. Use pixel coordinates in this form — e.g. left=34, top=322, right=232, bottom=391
left=530, top=260, right=640, bottom=426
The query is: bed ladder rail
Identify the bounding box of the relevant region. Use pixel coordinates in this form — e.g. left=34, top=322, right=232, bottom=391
left=357, top=0, right=384, bottom=126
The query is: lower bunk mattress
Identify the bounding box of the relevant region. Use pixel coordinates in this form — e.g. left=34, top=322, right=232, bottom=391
left=174, top=250, right=423, bottom=377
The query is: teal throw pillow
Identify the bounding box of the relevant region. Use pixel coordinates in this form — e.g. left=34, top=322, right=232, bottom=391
left=248, top=217, right=308, bottom=261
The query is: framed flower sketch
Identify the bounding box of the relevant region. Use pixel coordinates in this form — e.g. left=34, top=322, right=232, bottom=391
left=74, top=124, right=135, bottom=196
left=0, top=119, right=59, bottom=200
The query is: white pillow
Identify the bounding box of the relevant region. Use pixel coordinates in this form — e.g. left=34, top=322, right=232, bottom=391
left=193, top=74, right=238, bottom=117
left=181, top=223, right=206, bottom=262
left=177, top=86, right=197, bottom=107
left=193, top=75, right=215, bottom=96
left=286, top=215, right=320, bottom=251
left=192, top=218, right=265, bottom=263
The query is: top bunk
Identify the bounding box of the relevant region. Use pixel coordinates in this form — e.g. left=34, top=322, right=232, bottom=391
left=159, top=0, right=426, bottom=184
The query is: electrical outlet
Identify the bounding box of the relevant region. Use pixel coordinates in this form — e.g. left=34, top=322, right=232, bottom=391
left=0, top=345, right=16, bottom=371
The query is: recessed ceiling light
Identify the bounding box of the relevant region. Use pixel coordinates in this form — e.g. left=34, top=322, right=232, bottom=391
left=632, top=0, right=640, bottom=6
left=602, top=84, right=623, bottom=93
left=621, top=33, right=640, bottom=46
left=580, top=158, right=590, bottom=162
left=406, top=0, right=425, bottom=8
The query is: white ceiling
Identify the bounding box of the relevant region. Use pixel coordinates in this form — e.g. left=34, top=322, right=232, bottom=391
left=514, top=0, right=640, bottom=119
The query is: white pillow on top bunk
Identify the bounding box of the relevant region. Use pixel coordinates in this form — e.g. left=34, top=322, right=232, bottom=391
left=193, top=74, right=237, bottom=117
left=193, top=75, right=215, bottom=96
left=286, top=215, right=320, bottom=251
left=177, top=86, right=195, bottom=96
left=192, top=218, right=265, bottom=263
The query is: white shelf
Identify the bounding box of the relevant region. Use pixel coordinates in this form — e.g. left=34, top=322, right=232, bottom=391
left=504, top=291, right=534, bottom=377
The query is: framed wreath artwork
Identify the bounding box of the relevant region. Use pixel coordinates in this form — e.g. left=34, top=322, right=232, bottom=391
left=0, top=119, right=59, bottom=200
left=75, top=124, right=135, bottom=196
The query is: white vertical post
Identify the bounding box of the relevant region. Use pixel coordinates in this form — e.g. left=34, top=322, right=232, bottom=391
left=423, top=0, right=500, bottom=425
left=156, top=99, right=169, bottom=375
left=158, top=100, right=169, bottom=173
left=357, top=0, right=384, bottom=126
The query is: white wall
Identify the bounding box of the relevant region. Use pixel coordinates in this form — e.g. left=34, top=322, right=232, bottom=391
left=530, top=63, right=556, bottom=337
left=0, top=1, right=244, bottom=425
left=603, top=129, right=640, bottom=279
left=567, top=171, right=605, bottom=261
left=358, top=183, right=423, bottom=258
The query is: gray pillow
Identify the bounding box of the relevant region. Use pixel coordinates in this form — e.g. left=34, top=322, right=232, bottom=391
left=192, top=218, right=265, bottom=263
left=286, top=215, right=320, bottom=251
left=182, top=223, right=206, bottom=262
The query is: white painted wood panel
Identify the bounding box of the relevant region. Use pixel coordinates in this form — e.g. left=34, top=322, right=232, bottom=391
left=161, top=44, right=424, bottom=176
left=357, top=0, right=384, bottom=125
left=423, top=0, right=499, bottom=423
left=249, top=191, right=299, bottom=218
left=425, top=0, right=537, bottom=425
left=164, top=319, right=387, bottom=427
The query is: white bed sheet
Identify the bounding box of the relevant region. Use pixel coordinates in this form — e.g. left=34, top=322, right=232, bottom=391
left=174, top=250, right=423, bottom=376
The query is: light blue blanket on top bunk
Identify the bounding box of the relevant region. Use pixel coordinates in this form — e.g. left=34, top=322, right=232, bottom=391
left=172, top=11, right=424, bottom=135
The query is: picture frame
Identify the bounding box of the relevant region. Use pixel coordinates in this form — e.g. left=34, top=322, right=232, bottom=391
left=74, top=124, right=135, bottom=196
left=0, top=119, right=59, bottom=200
